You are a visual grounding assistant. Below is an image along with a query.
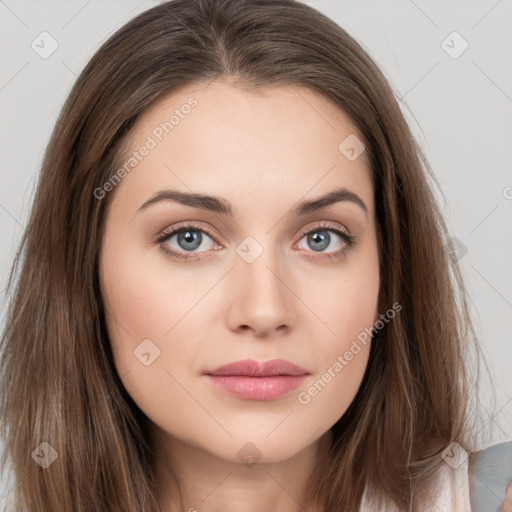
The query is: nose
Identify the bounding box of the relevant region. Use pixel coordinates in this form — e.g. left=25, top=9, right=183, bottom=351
left=226, top=245, right=296, bottom=338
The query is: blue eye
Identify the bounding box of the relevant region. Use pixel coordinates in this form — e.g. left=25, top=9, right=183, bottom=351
left=295, top=223, right=356, bottom=262
left=156, top=224, right=220, bottom=262
left=156, top=221, right=356, bottom=262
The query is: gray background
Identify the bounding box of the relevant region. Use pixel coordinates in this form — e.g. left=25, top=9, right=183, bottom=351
left=1, top=0, right=511, bottom=505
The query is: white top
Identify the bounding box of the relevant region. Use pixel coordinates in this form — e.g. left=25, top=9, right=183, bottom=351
left=428, top=458, right=472, bottom=511
left=358, top=459, right=471, bottom=511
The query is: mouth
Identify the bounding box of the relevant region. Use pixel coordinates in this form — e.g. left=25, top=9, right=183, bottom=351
left=203, top=359, right=310, bottom=401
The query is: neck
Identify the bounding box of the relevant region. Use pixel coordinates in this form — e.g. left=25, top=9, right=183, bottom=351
left=151, top=426, right=333, bottom=512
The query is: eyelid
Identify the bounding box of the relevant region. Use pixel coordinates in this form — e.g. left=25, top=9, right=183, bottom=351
left=297, top=220, right=350, bottom=239
left=156, top=220, right=223, bottom=245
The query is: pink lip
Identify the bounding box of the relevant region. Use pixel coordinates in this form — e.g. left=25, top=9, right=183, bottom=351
left=203, top=359, right=310, bottom=401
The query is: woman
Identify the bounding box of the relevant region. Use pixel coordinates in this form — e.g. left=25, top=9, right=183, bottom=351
left=1, top=0, right=510, bottom=510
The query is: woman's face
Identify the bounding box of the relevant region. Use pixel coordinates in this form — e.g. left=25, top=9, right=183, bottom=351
left=99, top=80, right=380, bottom=465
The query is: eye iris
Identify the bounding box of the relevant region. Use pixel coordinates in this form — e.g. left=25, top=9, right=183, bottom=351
left=308, top=231, right=330, bottom=252
left=177, top=230, right=202, bottom=250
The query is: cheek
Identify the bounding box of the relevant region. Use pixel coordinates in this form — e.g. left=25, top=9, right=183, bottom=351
left=293, top=243, right=379, bottom=425
left=303, top=238, right=380, bottom=347
left=313, top=278, right=379, bottom=341
left=99, top=239, right=208, bottom=432
left=296, top=345, right=370, bottom=440
left=100, top=235, right=204, bottom=357
left=99, top=233, right=199, bottom=385
left=295, top=278, right=378, bottom=429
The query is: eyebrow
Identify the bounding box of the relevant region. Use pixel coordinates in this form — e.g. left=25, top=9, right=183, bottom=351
left=137, top=186, right=368, bottom=218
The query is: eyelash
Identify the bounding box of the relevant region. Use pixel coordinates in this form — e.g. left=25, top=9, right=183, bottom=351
left=155, top=221, right=356, bottom=263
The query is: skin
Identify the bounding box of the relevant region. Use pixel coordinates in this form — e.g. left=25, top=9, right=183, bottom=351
left=99, top=80, right=381, bottom=512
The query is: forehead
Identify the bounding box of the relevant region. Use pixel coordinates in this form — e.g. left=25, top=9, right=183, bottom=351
left=111, top=80, right=373, bottom=216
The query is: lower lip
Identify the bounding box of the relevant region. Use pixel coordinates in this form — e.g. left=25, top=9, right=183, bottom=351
left=205, top=375, right=308, bottom=400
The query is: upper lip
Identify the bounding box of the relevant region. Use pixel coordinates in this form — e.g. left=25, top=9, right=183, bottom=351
left=204, top=359, right=309, bottom=377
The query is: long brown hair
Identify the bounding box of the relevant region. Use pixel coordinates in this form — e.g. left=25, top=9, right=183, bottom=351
left=0, top=0, right=495, bottom=510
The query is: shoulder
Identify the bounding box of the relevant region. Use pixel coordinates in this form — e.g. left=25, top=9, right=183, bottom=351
left=469, top=439, right=512, bottom=512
